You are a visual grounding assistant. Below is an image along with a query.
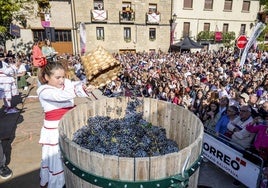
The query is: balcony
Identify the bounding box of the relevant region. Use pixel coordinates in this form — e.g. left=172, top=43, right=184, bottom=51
left=146, top=12, right=160, bottom=24
left=124, top=38, right=132, bottom=42
left=91, top=10, right=107, bottom=23
left=119, top=11, right=135, bottom=23
left=97, top=36, right=104, bottom=41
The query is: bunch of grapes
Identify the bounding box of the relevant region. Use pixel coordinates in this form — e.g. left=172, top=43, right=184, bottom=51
left=72, top=98, right=179, bottom=157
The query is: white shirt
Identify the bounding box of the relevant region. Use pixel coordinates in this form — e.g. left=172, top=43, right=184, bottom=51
left=17, top=63, right=26, bottom=74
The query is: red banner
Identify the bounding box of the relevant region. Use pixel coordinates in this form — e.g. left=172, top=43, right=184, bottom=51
left=215, top=31, right=222, bottom=41
left=41, top=21, right=50, bottom=28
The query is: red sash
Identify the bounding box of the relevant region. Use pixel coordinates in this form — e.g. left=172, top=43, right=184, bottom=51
left=45, top=106, right=75, bottom=121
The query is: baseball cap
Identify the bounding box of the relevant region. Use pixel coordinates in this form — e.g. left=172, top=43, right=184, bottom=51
left=240, top=93, right=249, bottom=103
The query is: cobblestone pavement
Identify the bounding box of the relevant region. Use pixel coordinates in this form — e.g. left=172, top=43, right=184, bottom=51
left=0, top=84, right=246, bottom=188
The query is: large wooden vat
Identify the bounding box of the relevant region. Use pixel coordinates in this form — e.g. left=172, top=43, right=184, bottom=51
left=59, top=97, right=204, bottom=188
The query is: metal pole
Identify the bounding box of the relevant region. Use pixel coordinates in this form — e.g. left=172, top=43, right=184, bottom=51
left=14, top=36, right=17, bottom=57
left=70, top=0, right=78, bottom=55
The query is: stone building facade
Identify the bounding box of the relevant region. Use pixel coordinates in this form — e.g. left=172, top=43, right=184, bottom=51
left=172, top=0, right=260, bottom=44
left=72, top=0, right=172, bottom=53
left=6, top=0, right=262, bottom=55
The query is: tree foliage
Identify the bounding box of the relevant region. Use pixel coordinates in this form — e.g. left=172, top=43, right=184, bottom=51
left=260, top=0, right=268, bottom=8
left=197, top=31, right=215, bottom=41
left=222, top=31, right=236, bottom=48
left=0, top=0, right=20, bottom=34
left=36, top=0, right=51, bottom=15
left=256, top=1, right=268, bottom=49
left=197, top=31, right=235, bottom=42
left=0, top=0, right=35, bottom=46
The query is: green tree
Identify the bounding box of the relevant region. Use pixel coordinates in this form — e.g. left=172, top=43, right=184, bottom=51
left=260, top=0, right=268, bottom=8
left=36, top=0, right=51, bottom=14
left=197, top=31, right=214, bottom=41
left=222, top=31, right=236, bottom=48
left=0, top=0, right=35, bottom=50
left=256, top=1, right=268, bottom=50
left=0, top=1, right=20, bottom=34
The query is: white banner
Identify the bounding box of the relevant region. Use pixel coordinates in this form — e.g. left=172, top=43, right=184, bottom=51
left=203, top=133, right=261, bottom=188
left=80, top=22, right=86, bottom=55
left=92, top=10, right=107, bottom=21
left=147, top=13, right=160, bottom=23
left=239, top=22, right=266, bottom=68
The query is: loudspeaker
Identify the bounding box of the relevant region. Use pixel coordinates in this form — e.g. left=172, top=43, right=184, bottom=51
left=45, top=27, right=55, bottom=42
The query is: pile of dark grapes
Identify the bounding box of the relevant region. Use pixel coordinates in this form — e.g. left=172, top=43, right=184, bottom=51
left=72, top=98, right=179, bottom=157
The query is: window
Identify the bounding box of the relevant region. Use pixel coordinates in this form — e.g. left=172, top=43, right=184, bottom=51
left=33, top=30, right=46, bottom=41
left=222, top=23, right=229, bottom=33
left=204, top=23, right=210, bottom=32
left=204, top=0, right=213, bottom=10
left=96, top=27, right=104, bottom=40
left=183, top=0, right=193, bottom=9
left=149, top=28, right=156, bottom=40
left=242, top=1, right=250, bottom=12
left=124, top=27, right=131, bottom=41
left=149, top=4, right=157, bottom=13
left=55, top=30, right=72, bottom=42
left=183, top=22, right=190, bottom=37
left=240, top=24, right=246, bottom=35
left=224, top=0, right=232, bottom=11
left=122, top=2, right=131, bottom=11
left=94, top=0, right=104, bottom=10
left=32, top=29, right=72, bottom=42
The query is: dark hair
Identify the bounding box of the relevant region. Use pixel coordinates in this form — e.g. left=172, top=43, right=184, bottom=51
left=38, top=61, right=66, bottom=84
left=33, top=37, right=40, bottom=43
left=209, top=100, right=220, bottom=113
left=228, top=105, right=239, bottom=115
left=44, top=38, right=52, bottom=46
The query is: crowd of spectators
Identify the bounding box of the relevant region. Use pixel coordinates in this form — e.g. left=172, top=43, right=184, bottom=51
left=2, top=46, right=268, bottom=185
left=95, top=49, right=268, bottom=168
left=100, top=48, right=268, bottom=185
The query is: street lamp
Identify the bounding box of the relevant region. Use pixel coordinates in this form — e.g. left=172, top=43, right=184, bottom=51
left=172, top=13, right=177, bottom=23
left=170, top=13, right=177, bottom=45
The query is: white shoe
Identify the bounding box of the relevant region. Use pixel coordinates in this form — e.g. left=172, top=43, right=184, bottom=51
left=6, top=108, right=19, bottom=114
left=24, top=86, right=28, bottom=91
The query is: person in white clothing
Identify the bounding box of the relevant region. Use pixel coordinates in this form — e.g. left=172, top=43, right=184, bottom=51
left=230, top=105, right=255, bottom=149
left=0, top=53, right=19, bottom=114
left=37, top=61, right=95, bottom=188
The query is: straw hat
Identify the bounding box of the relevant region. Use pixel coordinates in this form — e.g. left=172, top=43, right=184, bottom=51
left=81, top=46, right=122, bottom=88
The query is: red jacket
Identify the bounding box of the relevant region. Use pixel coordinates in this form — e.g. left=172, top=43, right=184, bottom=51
left=32, top=45, right=46, bottom=67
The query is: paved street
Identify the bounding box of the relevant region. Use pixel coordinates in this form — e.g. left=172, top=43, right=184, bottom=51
left=0, top=83, right=246, bottom=188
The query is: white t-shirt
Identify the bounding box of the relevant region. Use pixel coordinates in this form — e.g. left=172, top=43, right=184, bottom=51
left=17, top=63, right=26, bottom=74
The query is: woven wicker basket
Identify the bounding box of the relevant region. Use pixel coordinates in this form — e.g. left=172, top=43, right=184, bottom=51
left=81, top=46, right=121, bottom=87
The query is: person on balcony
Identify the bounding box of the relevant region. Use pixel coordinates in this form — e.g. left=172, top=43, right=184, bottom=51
left=97, top=4, right=103, bottom=10
left=123, top=5, right=132, bottom=20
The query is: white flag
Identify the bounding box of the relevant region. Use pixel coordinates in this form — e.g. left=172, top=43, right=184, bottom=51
left=80, top=22, right=86, bottom=55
